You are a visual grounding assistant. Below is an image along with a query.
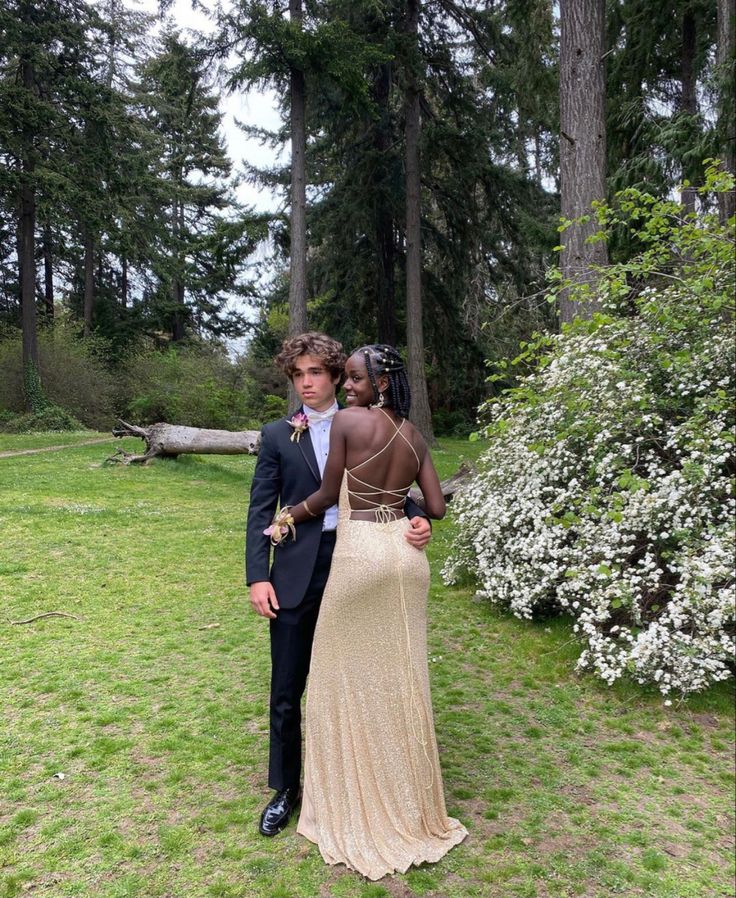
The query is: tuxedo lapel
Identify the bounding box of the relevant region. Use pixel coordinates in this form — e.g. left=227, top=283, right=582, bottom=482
left=287, top=401, right=343, bottom=484
left=297, top=429, right=321, bottom=484
left=285, top=409, right=321, bottom=484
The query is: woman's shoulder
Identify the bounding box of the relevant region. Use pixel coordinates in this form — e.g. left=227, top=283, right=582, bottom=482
left=399, top=417, right=428, bottom=457
left=335, top=406, right=373, bottom=421
left=333, top=407, right=372, bottom=430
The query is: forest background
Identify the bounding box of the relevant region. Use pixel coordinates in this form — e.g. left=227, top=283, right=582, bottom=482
left=1, top=0, right=733, bottom=442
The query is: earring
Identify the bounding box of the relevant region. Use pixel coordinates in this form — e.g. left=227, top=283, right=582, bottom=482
left=371, top=391, right=386, bottom=409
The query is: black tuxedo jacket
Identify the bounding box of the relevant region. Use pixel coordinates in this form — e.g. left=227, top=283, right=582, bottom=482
left=245, top=408, right=427, bottom=609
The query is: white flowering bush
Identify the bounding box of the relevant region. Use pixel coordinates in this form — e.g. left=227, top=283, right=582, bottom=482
left=444, top=168, right=735, bottom=696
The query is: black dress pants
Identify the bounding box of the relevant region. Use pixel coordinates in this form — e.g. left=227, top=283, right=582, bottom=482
left=268, top=529, right=336, bottom=791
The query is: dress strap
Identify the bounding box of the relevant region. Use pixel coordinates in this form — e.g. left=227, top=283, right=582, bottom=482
left=347, top=408, right=421, bottom=476
left=345, top=409, right=422, bottom=519
left=346, top=471, right=407, bottom=508
left=377, top=408, right=421, bottom=472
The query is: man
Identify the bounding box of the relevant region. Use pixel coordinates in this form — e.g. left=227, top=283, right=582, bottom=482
left=246, top=332, right=431, bottom=836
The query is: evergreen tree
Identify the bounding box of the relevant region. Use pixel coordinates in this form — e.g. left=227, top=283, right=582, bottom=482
left=0, top=0, right=102, bottom=408
left=137, top=31, right=261, bottom=342
left=605, top=0, right=718, bottom=215
left=288, top=0, right=308, bottom=337
left=303, top=1, right=556, bottom=422
left=225, top=0, right=558, bottom=427
left=38, top=0, right=162, bottom=349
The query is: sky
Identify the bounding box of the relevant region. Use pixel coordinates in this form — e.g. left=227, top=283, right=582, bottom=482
left=138, top=0, right=283, bottom=213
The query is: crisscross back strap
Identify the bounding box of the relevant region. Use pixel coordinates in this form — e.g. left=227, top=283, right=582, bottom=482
left=347, top=408, right=420, bottom=475
left=346, top=409, right=421, bottom=512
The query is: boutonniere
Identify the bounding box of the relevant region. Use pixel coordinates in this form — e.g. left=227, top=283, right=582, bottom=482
left=288, top=411, right=309, bottom=443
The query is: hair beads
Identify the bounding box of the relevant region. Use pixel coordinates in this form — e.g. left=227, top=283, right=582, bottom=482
left=357, top=344, right=412, bottom=419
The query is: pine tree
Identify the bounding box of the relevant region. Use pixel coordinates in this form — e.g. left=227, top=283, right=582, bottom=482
left=137, top=31, right=259, bottom=342
left=303, top=1, right=556, bottom=422
left=228, top=0, right=558, bottom=427
left=288, top=0, right=308, bottom=337
left=605, top=0, right=718, bottom=219
left=0, top=0, right=101, bottom=408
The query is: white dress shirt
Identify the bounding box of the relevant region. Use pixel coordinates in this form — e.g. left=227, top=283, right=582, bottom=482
left=303, top=401, right=339, bottom=531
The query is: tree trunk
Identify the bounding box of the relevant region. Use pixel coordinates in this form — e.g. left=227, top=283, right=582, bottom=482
left=121, top=254, right=128, bottom=308
left=19, top=182, right=39, bottom=409
left=106, top=0, right=119, bottom=89
left=42, top=225, right=54, bottom=320
left=410, top=461, right=475, bottom=505
left=83, top=229, right=94, bottom=336
left=170, top=195, right=186, bottom=341
left=373, top=61, right=397, bottom=345
left=559, top=0, right=608, bottom=325
left=534, top=128, right=543, bottom=187
left=717, top=0, right=736, bottom=222
left=19, top=54, right=40, bottom=412
left=376, top=207, right=397, bottom=346
left=680, top=9, right=698, bottom=214
left=404, top=0, right=435, bottom=445
left=288, top=0, right=308, bottom=338
left=171, top=280, right=186, bottom=341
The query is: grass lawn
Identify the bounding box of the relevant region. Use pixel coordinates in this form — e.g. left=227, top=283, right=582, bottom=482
left=1, top=433, right=734, bottom=898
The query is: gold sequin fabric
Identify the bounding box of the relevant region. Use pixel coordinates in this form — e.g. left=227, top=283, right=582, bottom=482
left=297, top=476, right=468, bottom=880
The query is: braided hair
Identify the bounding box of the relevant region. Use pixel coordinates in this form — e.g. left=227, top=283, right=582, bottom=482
left=355, top=344, right=412, bottom=419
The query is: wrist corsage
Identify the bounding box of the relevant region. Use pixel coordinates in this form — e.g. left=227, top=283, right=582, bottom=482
left=264, top=506, right=296, bottom=547
left=288, top=411, right=309, bottom=443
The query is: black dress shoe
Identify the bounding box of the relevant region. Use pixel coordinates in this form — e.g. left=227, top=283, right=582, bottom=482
left=259, top=787, right=301, bottom=836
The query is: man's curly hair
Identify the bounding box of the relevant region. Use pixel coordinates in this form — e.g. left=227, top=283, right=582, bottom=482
left=275, top=332, right=347, bottom=382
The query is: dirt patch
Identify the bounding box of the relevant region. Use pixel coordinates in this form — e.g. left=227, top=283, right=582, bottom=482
left=13, top=870, right=69, bottom=894
left=534, top=810, right=597, bottom=855
left=687, top=711, right=724, bottom=729
left=382, top=879, right=415, bottom=897
left=559, top=782, right=598, bottom=806
left=0, top=438, right=114, bottom=458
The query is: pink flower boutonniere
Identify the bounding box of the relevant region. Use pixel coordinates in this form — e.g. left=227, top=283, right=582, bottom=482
left=288, top=411, right=309, bottom=443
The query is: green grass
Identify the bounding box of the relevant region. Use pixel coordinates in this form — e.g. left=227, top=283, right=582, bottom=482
left=1, top=435, right=733, bottom=898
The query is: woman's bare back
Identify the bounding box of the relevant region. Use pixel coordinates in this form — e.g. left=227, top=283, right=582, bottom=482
left=339, top=407, right=425, bottom=514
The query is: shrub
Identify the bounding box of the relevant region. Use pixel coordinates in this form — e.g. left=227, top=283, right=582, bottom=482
left=262, top=394, right=287, bottom=420
left=0, top=322, right=119, bottom=429
left=444, top=169, right=735, bottom=696
left=1, top=405, right=84, bottom=433
left=122, top=343, right=251, bottom=429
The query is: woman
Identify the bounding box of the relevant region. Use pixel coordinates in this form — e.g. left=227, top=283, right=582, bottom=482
left=266, top=344, right=467, bottom=880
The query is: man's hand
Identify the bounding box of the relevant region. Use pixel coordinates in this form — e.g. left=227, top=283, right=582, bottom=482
left=250, top=581, right=280, bottom=619
left=405, top=516, right=431, bottom=550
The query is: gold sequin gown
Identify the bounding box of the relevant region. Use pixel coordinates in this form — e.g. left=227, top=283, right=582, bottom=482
left=296, top=474, right=468, bottom=880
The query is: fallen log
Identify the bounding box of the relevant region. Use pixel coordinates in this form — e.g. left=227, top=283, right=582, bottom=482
left=411, top=461, right=475, bottom=506
left=109, top=420, right=261, bottom=465
left=108, top=421, right=476, bottom=503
